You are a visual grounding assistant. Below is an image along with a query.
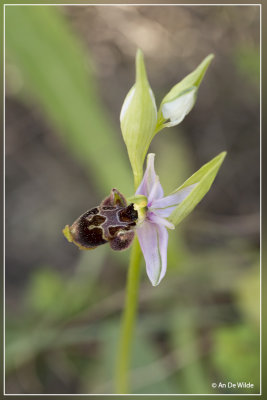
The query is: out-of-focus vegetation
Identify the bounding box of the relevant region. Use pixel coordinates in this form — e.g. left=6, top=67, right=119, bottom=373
left=5, top=5, right=131, bottom=195
left=5, top=5, right=260, bottom=395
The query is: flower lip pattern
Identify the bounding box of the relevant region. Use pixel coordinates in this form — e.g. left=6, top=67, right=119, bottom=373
left=135, top=153, right=196, bottom=286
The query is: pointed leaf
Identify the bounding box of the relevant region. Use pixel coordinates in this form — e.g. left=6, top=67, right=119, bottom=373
left=168, top=152, right=226, bottom=226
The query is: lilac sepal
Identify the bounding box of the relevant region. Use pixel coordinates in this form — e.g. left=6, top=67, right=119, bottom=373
left=151, top=185, right=196, bottom=218
left=149, top=213, right=175, bottom=230
left=135, top=154, right=164, bottom=200
left=136, top=222, right=168, bottom=287
left=135, top=154, right=196, bottom=286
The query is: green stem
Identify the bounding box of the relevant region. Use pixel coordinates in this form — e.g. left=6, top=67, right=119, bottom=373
left=115, top=236, right=142, bottom=394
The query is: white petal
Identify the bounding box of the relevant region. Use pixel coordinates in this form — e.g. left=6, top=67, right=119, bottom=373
left=120, top=86, right=136, bottom=122
left=137, top=221, right=168, bottom=286
left=151, top=184, right=197, bottom=217
left=162, top=87, right=197, bottom=127
left=135, top=153, right=164, bottom=200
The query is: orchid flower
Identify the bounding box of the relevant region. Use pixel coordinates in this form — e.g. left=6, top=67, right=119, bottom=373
left=61, top=48, right=226, bottom=393
left=135, top=153, right=195, bottom=286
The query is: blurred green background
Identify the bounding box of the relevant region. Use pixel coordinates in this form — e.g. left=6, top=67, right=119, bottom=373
left=5, top=5, right=260, bottom=395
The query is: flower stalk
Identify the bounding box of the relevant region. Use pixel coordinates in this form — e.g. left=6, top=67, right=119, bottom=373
left=115, top=232, right=142, bottom=394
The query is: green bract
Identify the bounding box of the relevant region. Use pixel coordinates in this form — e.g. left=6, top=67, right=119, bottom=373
left=156, top=54, right=214, bottom=132
left=120, top=51, right=215, bottom=188
left=167, top=152, right=227, bottom=226
left=120, top=49, right=157, bottom=188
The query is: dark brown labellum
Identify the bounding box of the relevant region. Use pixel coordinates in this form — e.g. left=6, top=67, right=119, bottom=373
left=63, top=189, right=138, bottom=251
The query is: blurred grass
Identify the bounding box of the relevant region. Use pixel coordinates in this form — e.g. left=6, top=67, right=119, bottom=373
left=5, top=5, right=132, bottom=196
left=233, top=44, right=260, bottom=87
left=5, top=243, right=260, bottom=393
left=212, top=324, right=260, bottom=391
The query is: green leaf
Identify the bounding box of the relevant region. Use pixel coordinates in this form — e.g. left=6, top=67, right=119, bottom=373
left=156, top=54, right=214, bottom=132
left=168, top=152, right=226, bottom=226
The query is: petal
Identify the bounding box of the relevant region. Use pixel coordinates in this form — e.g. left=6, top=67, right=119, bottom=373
left=147, top=176, right=163, bottom=205
left=148, top=212, right=175, bottom=230
left=151, top=184, right=196, bottom=217
left=162, top=87, right=197, bottom=127
left=136, top=221, right=168, bottom=286
left=136, top=153, right=164, bottom=200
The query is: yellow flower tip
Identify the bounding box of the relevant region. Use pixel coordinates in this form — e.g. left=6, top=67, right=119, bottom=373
left=62, top=225, right=74, bottom=243
left=62, top=224, right=94, bottom=251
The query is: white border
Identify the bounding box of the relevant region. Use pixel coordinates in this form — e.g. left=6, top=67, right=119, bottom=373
left=259, top=0, right=262, bottom=396
left=2, top=3, right=263, bottom=5
left=3, top=2, right=262, bottom=397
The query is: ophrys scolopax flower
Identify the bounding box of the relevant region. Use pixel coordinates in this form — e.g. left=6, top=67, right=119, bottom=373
left=135, top=153, right=195, bottom=286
